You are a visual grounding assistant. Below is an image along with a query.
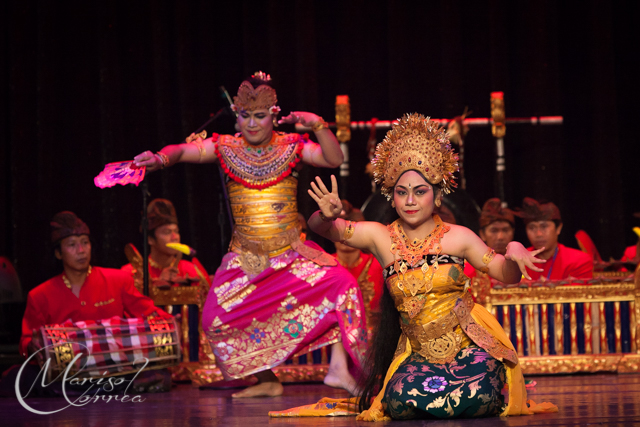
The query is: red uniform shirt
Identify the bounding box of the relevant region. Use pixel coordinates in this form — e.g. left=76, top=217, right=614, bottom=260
left=622, top=245, right=637, bottom=262
left=525, top=243, right=593, bottom=281
left=20, top=266, right=168, bottom=357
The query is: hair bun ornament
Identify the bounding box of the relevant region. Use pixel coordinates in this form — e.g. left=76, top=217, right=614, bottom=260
left=251, top=71, right=272, bottom=81
left=372, top=113, right=459, bottom=200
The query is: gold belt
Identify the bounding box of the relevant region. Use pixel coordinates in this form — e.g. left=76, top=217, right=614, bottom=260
left=230, top=226, right=337, bottom=275
left=400, top=293, right=473, bottom=364
left=399, top=292, right=518, bottom=366
left=231, top=226, right=299, bottom=257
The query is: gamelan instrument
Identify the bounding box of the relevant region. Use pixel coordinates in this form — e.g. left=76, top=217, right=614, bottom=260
left=34, top=316, right=180, bottom=382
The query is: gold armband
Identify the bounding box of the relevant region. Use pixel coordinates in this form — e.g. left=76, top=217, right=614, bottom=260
left=478, top=248, right=496, bottom=274
left=311, top=118, right=329, bottom=132
left=342, top=220, right=355, bottom=242
left=186, top=131, right=207, bottom=161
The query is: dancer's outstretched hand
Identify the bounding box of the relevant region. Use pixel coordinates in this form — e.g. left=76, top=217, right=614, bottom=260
left=505, top=242, right=545, bottom=280
left=134, top=150, right=162, bottom=172
left=308, top=175, right=342, bottom=220
left=278, top=111, right=321, bottom=127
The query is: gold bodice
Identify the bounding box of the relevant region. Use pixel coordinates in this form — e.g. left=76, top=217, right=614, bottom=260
left=228, top=176, right=300, bottom=256
left=386, top=259, right=474, bottom=361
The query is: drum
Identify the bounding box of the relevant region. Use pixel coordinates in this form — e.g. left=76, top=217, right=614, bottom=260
left=36, top=316, right=181, bottom=382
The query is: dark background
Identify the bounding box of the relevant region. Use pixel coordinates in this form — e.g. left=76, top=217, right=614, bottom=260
left=2, top=1, right=640, bottom=342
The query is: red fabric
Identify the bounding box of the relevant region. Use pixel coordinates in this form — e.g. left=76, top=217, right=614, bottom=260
left=621, top=245, right=637, bottom=262
left=463, top=262, right=477, bottom=279
left=121, top=259, right=201, bottom=283
left=20, top=266, right=169, bottom=357
left=525, top=244, right=593, bottom=281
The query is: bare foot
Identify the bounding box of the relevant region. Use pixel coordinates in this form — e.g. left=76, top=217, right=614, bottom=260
left=231, top=381, right=283, bottom=398
left=325, top=342, right=360, bottom=396
left=324, top=368, right=359, bottom=396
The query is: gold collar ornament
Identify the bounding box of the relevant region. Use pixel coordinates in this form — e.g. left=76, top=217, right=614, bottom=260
left=389, top=215, right=450, bottom=318
left=372, top=113, right=459, bottom=200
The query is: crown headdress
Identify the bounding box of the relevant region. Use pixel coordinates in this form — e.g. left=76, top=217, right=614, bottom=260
left=372, top=113, right=458, bottom=200
left=231, top=71, right=280, bottom=116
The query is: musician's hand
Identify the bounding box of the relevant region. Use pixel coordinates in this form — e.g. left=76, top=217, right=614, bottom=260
left=159, top=266, right=179, bottom=283
left=278, top=111, right=321, bottom=127
left=27, top=338, right=44, bottom=364
left=308, top=175, right=342, bottom=220
left=133, top=150, right=162, bottom=172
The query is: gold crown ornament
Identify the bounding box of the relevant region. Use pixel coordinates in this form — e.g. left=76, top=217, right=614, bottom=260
left=373, top=113, right=459, bottom=200
left=231, top=71, right=281, bottom=116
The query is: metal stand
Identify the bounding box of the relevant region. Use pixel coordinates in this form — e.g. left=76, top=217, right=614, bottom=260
left=141, top=180, right=150, bottom=296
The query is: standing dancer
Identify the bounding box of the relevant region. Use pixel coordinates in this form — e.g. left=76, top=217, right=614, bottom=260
left=297, top=113, right=555, bottom=420
left=132, top=72, right=367, bottom=397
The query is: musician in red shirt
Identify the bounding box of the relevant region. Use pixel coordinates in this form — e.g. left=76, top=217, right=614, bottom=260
left=464, top=198, right=515, bottom=279
left=517, top=198, right=592, bottom=281
left=0, top=212, right=171, bottom=397
left=121, top=198, right=209, bottom=362
left=20, top=211, right=170, bottom=357
left=121, top=199, right=204, bottom=287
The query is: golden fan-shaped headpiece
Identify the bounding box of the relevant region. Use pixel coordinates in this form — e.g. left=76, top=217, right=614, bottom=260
left=372, top=113, right=458, bottom=200
left=232, top=71, right=280, bottom=115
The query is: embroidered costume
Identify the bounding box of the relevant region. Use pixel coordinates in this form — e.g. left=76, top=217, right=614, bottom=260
left=20, top=266, right=168, bottom=357
left=202, top=131, right=367, bottom=380
left=269, top=114, right=556, bottom=420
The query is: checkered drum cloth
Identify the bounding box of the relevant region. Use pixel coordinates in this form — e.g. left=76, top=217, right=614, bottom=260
left=36, top=316, right=181, bottom=381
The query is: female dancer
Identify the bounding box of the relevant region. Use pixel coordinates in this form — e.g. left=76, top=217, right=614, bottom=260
left=306, top=113, right=554, bottom=420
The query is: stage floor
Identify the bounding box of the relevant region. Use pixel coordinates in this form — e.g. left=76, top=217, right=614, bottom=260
left=3, top=373, right=640, bottom=426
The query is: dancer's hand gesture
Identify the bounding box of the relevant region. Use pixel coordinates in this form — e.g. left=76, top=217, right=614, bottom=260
left=505, top=242, right=545, bottom=280
left=278, top=111, right=321, bottom=127
left=308, top=175, right=342, bottom=220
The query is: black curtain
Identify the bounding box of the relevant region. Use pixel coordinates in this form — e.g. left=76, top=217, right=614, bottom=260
left=3, top=1, right=640, bottom=331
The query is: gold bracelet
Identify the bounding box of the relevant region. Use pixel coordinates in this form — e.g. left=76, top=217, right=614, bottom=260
left=156, top=152, right=170, bottom=169
left=342, top=220, right=355, bottom=241
left=318, top=211, right=334, bottom=222
left=311, top=118, right=329, bottom=132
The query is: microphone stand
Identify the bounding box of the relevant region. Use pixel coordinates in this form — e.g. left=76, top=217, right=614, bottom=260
left=141, top=180, right=150, bottom=296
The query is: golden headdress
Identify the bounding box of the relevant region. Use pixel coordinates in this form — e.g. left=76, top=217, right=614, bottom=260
left=372, top=113, right=458, bottom=200
left=231, top=71, right=281, bottom=116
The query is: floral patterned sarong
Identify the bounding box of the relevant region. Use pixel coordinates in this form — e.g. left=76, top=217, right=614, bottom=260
left=202, top=241, right=367, bottom=379
left=383, top=346, right=506, bottom=419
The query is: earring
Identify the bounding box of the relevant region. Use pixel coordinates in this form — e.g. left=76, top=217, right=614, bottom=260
left=435, top=198, right=441, bottom=207
left=272, top=117, right=279, bottom=127
left=391, top=200, right=396, bottom=208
